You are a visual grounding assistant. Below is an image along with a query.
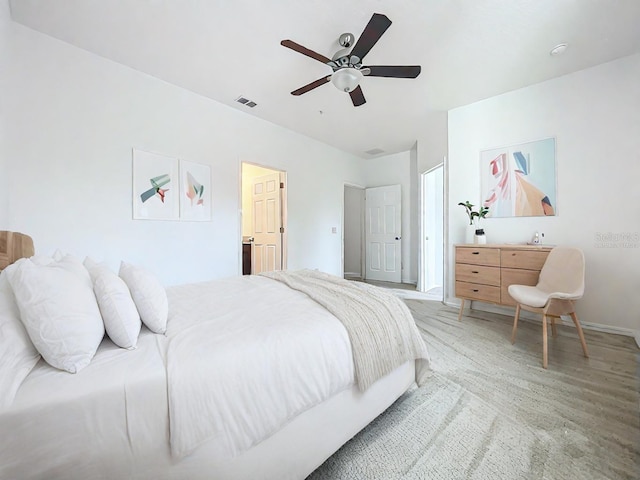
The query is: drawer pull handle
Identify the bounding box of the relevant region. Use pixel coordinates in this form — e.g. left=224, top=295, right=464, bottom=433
left=512, top=253, right=516, bottom=256
left=472, top=252, right=480, bottom=255
left=472, top=289, right=479, bottom=292
left=472, top=271, right=479, bottom=274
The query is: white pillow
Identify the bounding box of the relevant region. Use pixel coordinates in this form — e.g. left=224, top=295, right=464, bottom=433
left=119, top=261, right=168, bottom=334
left=8, top=255, right=105, bottom=373
left=84, top=258, right=141, bottom=349
left=0, top=262, right=40, bottom=408
left=30, top=254, right=55, bottom=266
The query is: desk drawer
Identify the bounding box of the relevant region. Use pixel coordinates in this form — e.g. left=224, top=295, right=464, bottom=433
left=456, top=247, right=500, bottom=266
left=456, top=281, right=501, bottom=304
left=501, top=249, right=549, bottom=270
left=455, top=263, right=500, bottom=287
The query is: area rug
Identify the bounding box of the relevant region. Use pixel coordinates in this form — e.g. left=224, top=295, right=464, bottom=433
left=308, top=300, right=640, bottom=479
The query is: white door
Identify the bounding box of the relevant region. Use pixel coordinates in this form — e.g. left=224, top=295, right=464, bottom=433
left=365, top=185, right=402, bottom=283
left=252, top=173, right=282, bottom=274
left=421, top=165, right=444, bottom=296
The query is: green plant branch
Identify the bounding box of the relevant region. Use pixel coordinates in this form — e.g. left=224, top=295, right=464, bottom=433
left=458, top=201, right=489, bottom=226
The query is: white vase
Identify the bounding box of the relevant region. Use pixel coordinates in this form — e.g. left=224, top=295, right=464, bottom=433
left=465, top=224, right=475, bottom=244
left=474, top=232, right=487, bottom=244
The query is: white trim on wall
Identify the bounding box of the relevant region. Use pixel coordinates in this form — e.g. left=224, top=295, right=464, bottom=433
left=445, top=299, right=640, bottom=346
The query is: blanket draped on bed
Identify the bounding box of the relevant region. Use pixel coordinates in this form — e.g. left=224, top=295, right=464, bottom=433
left=165, top=272, right=430, bottom=460
left=165, top=275, right=356, bottom=459
left=260, top=270, right=430, bottom=391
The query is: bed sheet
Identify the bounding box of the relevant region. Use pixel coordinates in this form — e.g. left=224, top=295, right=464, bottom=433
left=0, top=328, right=169, bottom=479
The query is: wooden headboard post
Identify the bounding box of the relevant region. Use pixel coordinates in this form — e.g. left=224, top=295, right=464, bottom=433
left=0, top=231, right=35, bottom=271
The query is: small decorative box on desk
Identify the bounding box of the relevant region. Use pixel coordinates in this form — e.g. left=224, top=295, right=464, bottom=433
left=455, top=244, right=552, bottom=320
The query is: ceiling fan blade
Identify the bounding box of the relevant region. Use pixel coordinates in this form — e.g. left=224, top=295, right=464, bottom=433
left=350, top=13, right=392, bottom=62
left=281, top=39, right=331, bottom=64
left=291, top=76, right=331, bottom=96
left=363, top=65, right=422, bottom=78
left=349, top=86, right=366, bottom=107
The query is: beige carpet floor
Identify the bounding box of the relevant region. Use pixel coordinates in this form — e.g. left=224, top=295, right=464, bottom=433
left=308, top=300, right=640, bottom=479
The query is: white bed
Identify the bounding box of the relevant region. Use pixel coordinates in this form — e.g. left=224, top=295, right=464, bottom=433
left=0, top=236, right=429, bottom=480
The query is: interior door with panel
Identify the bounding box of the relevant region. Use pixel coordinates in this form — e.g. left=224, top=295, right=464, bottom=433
left=365, top=184, right=402, bottom=283
left=251, top=173, right=282, bottom=274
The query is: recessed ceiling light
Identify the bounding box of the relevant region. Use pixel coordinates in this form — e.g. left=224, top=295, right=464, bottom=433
left=550, top=43, right=569, bottom=56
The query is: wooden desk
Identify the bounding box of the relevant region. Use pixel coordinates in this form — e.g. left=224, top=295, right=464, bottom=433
left=455, top=244, right=552, bottom=320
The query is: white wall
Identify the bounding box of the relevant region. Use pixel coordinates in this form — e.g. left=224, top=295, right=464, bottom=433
left=343, top=186, right=363, bottom=277
left=417, top=111, right=448, bottom=174
left=364, top=151, right=415, bottom=284
left=3, top=15, right=365, bottom=285
left=448, top=53, right=640, bottom=334
left=0, top=1, right=10, bottom=227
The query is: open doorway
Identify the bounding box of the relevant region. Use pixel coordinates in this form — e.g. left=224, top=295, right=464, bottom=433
left=343, top=183, right=403, bottom=285
left=419, top=164, right=444, bottom=299
left=241, top=162, right=287, bottom=274
left=343, top=184, right=365, bottom=280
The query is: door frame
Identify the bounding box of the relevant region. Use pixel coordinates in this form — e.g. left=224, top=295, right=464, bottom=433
left=341, top=183, right=366, bottom=280
left=239, top=161, right=288, bottom=275
left=418, top=163, right=444, bottom=296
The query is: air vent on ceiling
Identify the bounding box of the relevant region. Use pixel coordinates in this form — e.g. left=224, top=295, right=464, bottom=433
left=365, top=148, right=385, bottom=156
left=235, top=96, right=257, bottom=108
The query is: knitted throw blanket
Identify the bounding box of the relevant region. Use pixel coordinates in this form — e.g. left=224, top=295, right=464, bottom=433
left=261, top=270, right=431, bottom=391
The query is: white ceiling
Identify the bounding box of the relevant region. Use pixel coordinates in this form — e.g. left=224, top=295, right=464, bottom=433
left=9, top=0, right=640, bottom=158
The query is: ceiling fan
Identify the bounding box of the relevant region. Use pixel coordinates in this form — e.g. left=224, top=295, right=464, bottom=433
left=281, top=13, right=421, bottom=107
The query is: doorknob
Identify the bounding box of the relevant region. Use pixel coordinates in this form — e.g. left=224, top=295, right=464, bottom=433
left=395, top=236, right=401, bottom=240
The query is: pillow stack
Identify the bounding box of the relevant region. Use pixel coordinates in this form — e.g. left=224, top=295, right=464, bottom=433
left=8, top=254, right=105, bottom=374
left=0, top=254, right=168, bottom=388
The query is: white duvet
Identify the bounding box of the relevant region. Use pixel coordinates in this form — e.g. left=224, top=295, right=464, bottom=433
left=165, top=275, right=354, bottom=458
left=1, top=273, right=425, bottom=478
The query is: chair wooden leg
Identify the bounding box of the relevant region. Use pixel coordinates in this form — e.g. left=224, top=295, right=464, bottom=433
left=570, top=312, right=589, bottom=358
left=458, top=298, right=465, bottom=321
left=542, top=314, right=548, bottom=369
left=550, top=315, right=558, bottom=338
left=511, top=304, right=521, bottom=344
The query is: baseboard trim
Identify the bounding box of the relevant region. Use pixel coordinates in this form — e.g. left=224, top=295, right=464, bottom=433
left=444, top=299, right=640, bottom=347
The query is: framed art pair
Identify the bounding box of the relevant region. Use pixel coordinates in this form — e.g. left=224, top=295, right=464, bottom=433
left=132, top=148, right=211, bottom=221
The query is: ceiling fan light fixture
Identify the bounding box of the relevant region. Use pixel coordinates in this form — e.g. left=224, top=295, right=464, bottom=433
left=331, top=67, right=363, bottom=93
